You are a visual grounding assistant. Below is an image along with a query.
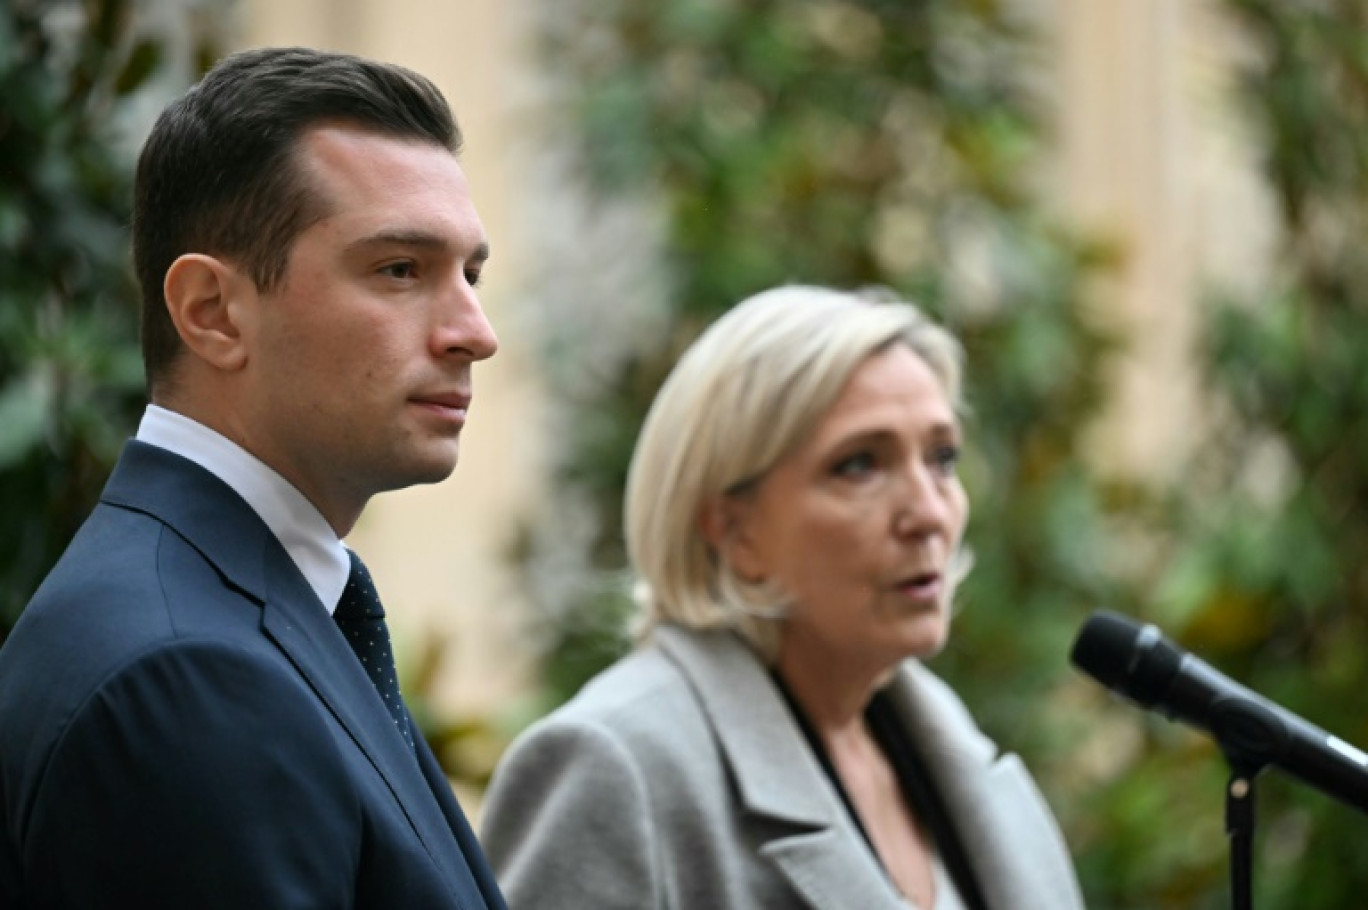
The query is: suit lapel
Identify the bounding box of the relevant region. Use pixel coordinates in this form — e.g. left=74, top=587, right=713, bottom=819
left=656, top=626, right=906, bottom=910
left=104, top=442, right=478, bottom=905
left=258, top=544, right=474, bottom=899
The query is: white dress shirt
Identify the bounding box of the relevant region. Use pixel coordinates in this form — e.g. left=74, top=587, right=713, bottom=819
left=135, top=404, right=350, bottom=614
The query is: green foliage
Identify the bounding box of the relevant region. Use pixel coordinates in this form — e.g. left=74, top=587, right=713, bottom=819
left=0, top=3, right=223, bottom=644
left=0, top=0, right=157, bottom=639
left=0, top=2, right=502, bottom=797
left=1103, top=0, right=1368, bottom=905
left=1028, top=0, right=1368, bottom=906
left=531, top=0, right=1124, bottom=890
left=534, top=0, right=1121, bottom=689
left=529, top=0, right=1368, bottom=906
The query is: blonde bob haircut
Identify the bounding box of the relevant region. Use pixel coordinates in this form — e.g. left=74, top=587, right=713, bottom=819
left=624, top=284, right=966, bottom=662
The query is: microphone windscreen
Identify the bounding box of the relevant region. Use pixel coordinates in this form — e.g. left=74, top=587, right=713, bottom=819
left=1070, top=610, right=1145, bottom=689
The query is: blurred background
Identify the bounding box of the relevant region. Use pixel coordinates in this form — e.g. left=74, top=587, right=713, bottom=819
left=4, top=0, right=1367, bottom=906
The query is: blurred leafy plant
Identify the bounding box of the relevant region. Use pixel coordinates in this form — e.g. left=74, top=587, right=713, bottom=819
left=1078, top=1, right=1368, bottom=906
left=1040, top=1, right=1368, bottom=907
left=525, top=0, right=1130, bottom=890
left=0, top=1, right=508, bottom=798
left=524, top=0, right=1368, bottom=906
left=0, top=1, right=217, bottom=642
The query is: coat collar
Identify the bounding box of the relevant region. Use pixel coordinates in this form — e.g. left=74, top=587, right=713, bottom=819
left=100, top=440, right=475, bottom=902
left=654, top=625, right=905, bottom=909
left=653, top=623, right=1084, bottom=910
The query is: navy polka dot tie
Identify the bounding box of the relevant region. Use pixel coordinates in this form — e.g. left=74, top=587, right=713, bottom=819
left=334, top=551, right=415, bottom=751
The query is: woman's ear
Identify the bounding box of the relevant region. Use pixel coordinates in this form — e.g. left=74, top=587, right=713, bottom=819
left=162, top=253, right=253, bottom=372
left=699, top=494, right=768, bottom=582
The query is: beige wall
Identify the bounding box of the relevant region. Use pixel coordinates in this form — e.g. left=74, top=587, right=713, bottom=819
left=238, top=0, right=542, bottom=718
left=1052, top=0, right=1275, bottom=480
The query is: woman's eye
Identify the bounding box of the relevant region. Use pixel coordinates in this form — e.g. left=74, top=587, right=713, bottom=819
left=465, top=268, right=483, bottom=288
left=832, top=451, right=877, bottom=479
left=930, top=444, right=961, bottom=476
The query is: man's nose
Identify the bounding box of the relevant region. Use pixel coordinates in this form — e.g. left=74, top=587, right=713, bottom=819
left=434, top=282, right=498, bottom=361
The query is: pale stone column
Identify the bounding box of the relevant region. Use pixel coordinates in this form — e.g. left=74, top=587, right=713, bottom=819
left=1051, top=0, right=1274, bottom=480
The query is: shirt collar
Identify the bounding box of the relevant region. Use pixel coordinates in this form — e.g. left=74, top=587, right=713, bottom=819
left=135, top=404, right=351, bottom=614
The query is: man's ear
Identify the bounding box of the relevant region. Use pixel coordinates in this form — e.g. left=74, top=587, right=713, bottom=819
left=698, top=494, right=768, bottom=582
left=162, top=253, right=253, bottom=372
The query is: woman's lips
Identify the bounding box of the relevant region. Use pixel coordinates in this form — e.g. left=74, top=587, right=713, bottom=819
left=894, top=572, right=943, bottom=603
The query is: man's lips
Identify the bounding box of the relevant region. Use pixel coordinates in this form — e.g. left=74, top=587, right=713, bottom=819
left=410, top=392, right=471, bottom=418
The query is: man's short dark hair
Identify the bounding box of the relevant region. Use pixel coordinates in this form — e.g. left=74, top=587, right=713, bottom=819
left=132, top=46, right=462, bottom=393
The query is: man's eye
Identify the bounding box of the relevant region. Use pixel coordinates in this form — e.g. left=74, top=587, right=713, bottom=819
left=379, top=261, right=416, bottom=280
left=465, top=268, right=483, bottom=288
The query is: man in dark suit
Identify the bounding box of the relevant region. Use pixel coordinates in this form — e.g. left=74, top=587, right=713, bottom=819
left=0, top=47, right=508, bottom=908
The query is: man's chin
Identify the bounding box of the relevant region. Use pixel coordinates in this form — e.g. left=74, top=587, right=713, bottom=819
left=384, top=450, right=462, bottom=491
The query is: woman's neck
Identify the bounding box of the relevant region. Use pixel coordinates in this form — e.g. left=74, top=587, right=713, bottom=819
left=775, top=633, right=892, bottom=739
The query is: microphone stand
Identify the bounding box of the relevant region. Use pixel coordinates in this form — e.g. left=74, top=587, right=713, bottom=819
left=1224, top=757, right=1262, bottom=910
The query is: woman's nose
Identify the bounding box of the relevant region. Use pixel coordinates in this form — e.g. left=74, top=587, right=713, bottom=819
left=891, top=465, right=955, bottom=539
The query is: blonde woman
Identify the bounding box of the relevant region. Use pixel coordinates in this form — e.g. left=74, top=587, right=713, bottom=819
left=482, top=286, right=1084, bottom=910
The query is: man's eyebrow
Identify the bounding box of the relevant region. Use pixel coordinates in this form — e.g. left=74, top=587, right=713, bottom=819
left=346, top=230, right=491, bottom=263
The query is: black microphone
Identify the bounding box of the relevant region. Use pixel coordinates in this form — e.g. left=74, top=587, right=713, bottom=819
left=1071, top=610, right=1368, bottom=816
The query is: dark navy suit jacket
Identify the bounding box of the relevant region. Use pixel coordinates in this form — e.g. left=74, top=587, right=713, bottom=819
left=0, top=440, right=508, bottom=909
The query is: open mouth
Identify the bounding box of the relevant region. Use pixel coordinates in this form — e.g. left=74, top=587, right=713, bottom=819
left=897, top=572, right=942, bottom=599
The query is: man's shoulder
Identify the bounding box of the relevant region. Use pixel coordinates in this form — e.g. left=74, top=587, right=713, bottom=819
left=14, top=503, right=170, bottom=645
left=0, top=500, right=267, bottom=746
left=17, top=498, right=244, bottom=638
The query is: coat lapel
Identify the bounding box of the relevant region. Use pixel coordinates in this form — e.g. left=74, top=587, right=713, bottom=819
left=884, top=664, right=1086, bottom=910
left=656, top=625, right=1084, bottom=910
left=656, top=626, right=906, bottom=910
